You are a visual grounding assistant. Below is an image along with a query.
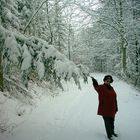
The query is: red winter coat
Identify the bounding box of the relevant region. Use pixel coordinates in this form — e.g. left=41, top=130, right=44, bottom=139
left=94, top=83, right=118, bottom=118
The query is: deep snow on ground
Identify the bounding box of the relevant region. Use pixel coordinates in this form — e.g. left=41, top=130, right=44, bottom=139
left=0, top=73, right=140, bottom=140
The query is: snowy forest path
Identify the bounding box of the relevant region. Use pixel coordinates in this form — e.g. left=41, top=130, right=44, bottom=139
left=1, top=73, right=140, bottom=140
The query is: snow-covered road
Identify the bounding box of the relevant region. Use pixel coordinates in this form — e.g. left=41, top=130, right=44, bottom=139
left=1, top=73, right=140, bottom=140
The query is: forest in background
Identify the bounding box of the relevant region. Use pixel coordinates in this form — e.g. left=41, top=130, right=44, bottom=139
left=74, top=0, right=140, bottom=88
left=0, top=0, right=140, bottom=94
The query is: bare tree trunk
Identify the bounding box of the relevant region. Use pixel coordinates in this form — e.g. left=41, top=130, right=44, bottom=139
left=46, top=0, right=53, bottom=44
left=0, top=39, right=4, bottom=92
left=24, top=0, right=46, bottom=33
left=68, top=24, right=71, bottom=60
left=135, top=36, right=139, bottom=73
left=121, top=38, right=126, bottom=71
left=132, top=0, right=139, bottom=73
left=119, top=0, right=127, bottom=72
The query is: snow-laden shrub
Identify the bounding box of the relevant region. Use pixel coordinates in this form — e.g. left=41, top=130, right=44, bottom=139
left=77, top=64, right=90, bottom=84
left=2, top=31, right=81, bottom=90
left=4, top=33, right=21, bottom=64
left=36, top=53, right=45, bottom=80
left=21, top=44, right=32, bottom=70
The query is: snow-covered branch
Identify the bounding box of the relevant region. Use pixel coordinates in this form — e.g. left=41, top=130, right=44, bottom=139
left=0, top=25, right=82, bottom=90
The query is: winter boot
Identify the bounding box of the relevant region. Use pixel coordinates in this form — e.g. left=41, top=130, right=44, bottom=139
left=112, top=132, right=118, bottom=137
left=108, top=136, right=113, bottom=140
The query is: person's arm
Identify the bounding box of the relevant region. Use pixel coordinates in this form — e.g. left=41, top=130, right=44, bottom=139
left=91, top=77, right=98, bottom=88
left=113, top=88, right=118, bottom=113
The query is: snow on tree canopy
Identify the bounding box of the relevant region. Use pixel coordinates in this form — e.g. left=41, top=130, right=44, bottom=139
left=45, top=46, right=67, bottom=61
left=77, top=64, right=90, bottom=76
left=46, top=46, right=80, bottom=79
left=4, top=33, right=21, bottom=64
left=4, top=8, right=12, bottom=21
left=21, top=44, right=32, bottom=70
left=54, top=60, right=79, bottom=79
left=1, top=28, right=81, bottom=88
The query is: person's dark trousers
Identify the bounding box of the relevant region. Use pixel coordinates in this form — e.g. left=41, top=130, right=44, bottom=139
left=102, top=116, right=115, bottom=138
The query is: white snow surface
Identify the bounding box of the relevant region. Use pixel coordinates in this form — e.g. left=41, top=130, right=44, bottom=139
left=0, top=73, right=140, bottom=140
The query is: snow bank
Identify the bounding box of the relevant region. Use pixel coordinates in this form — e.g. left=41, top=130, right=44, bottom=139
left=0, top=91, right=32, bottom=133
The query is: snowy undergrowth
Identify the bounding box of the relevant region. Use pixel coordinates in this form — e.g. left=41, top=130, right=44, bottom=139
left=1, top=73, right=140, bottom=140
left=0, top=91, right=30, bottom=133
left=0, top=80, right=60, bottom=134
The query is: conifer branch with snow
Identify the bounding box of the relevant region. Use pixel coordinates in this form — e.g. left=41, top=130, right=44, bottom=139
left=0, top=25, right=83, bottom=91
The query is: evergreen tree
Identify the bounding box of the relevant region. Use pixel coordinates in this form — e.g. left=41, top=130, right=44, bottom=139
left=0, top=0, right=21, bottom=30
left=0, top=0, right=82, bottom=92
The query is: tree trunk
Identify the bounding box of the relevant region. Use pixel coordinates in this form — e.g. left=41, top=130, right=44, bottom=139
left=0, top=40, right=4, bottom=92
left=24, top=0, right=46, bottom=33
left=68, top=24, right=71, bottom=60
left=135, top=37, right=139, bottom=73
left=132, top=0, right=139, bottom=73
left=46, top=0, right=53, bottom=44
left=122, top=39, right=126, bottom=71
left=119, top=0, right=127, bottom=72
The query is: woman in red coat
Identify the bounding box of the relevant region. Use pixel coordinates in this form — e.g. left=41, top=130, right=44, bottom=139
left=91, top=75, right=118, bottom=140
